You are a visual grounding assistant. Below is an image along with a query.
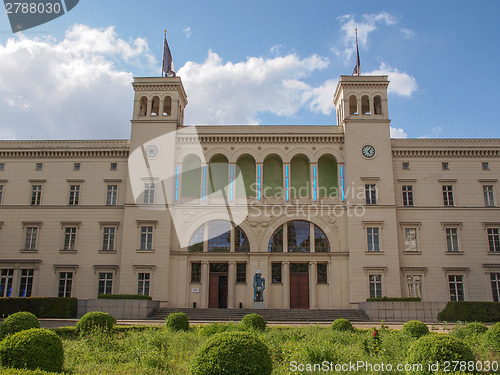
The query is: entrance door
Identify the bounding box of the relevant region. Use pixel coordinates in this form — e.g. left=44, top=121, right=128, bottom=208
left=209, top=263, right=229, bottom=308
left=290, top=263, right=309, bottom=309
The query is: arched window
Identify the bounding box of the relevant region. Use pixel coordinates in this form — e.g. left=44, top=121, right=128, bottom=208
left=314, top=226, right=329, bottom=253
left=291, top=154, right=310, bottom=198
left=151, top=96, right=160, bottom=116
left=268, top=221, right=330, bottom=253
left=263, top=154, right=283, bottom=198
left=188, top=221, right=250, bottom=252
left=287, top=220, right=310, bottom=252
left=208, top=220, right=231, bottom=252
left=374, top=95, right=383, bottom=115
left=188, top=226, right=204, bottom=252
left=236, top=155, right=256, bottom=198
left=181, top=154, right=201, bottom=198
left=163, top=96, right=172, bottom=115
left=349, top=95, right=357, bottom=115
left=268, top=225, right=283, bottom=252
left=139, top=96, right=147, bottom=116
left=235, top=226, right=250, bottom=252
left=209, top=154, right=228, bottom=197
left=318, top=154, right=338, bottom=197
left=362, top=95, right=370, bottom=114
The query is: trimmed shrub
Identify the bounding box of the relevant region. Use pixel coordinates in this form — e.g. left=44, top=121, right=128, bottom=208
left=0, top=369, right=60, bottom=375
left=402, top=320, right=429, bottom=338
left=0, top=328, right=64, bottom=373
left=331, top=318, right=353, bottom=331
left=240, top=313, right=267, bottom=331
left=97, top=294, right=152, bottom=300
left=0, top=297, right=77, bottom=318
left=366, top=297, right=422, bottom=302
left=483, top=322, right=500, bottom=352
left=406, top=334, right=475, bottom=375
left=199, top=322, right=243, bottom=336
left=190, top=331, right=272, bottom=375
left=0, top=311, right=40, bottom=339
left=76, top=311, right=116, bottom=335
left=452, top=322, right=488, bottom=340
left=165, top=312, right=189, bottom=331
left=437, top=301, right=500, bottom=322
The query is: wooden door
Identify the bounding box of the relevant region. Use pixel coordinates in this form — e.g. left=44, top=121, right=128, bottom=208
left=290, top=273, right=309, bottom=309
left=209, top=273, right=228, bottom=308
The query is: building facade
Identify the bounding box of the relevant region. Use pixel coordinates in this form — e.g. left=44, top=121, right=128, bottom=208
left=0, top=74, right=499, bottom=309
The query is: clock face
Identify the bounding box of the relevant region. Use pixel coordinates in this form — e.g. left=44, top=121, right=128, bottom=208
left=145, top=145, right=159, bottom=159
left=362, top=145, right=376, bottom=158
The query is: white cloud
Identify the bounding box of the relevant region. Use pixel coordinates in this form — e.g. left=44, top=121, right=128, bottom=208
left=401, top=28, right=414, bottom=38
left=418, top=126, right=443, bottom=138
left=366, top=63, right=418, bottom=97
left=0, top=24, right=155, bottom=140
left=183, top=27, right=192, bottom=39
left=390, top=127, right=408, bottom=138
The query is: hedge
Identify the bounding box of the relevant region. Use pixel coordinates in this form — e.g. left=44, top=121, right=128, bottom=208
left=437, top=301, right=500, bottom=322
left=97, top=294, right=152, bottom=300
left=0, top=298, right=77, bottom=318
left=366, top=297, right=422, bottom=302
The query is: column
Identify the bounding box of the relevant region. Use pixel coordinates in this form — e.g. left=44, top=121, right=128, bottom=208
left=230, top=225, right=235, bottom=252
left=228, top=261, right=235, bottom=308
left=309, top=261, right=317, bottom=309
left=310, top=223, right=316, bottom=253
left=283, top=261, right=290, bottom=309
left=203, top=224, right=209, bottom=252
left=200, top=261, right=209, bottom=308
left=186, top=260, right=191, bottom=308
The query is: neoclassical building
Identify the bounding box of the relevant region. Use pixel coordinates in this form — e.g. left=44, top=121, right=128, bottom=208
left=0, top=74, right=499, bottom=310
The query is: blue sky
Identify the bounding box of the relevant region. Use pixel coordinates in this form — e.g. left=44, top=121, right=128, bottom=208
left=0, top=0, right=499, bottom=140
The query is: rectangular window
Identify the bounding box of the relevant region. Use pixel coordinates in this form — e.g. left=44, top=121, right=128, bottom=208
left=369, top=274, right=382, bottom=298
left=404, top=228, right=418, bottom=252
left=74, top=163, right=81, bottom=170
left=406, top=275, right=422, bottom=298
left=137, top=273, right=150, bottom=295
left=366, top=227, right=380, bottom=252
left=0, top=163, right=4, bottom=171
left=402, top=185, right=414, bottom=207
left=491, top=273, right=500, bottom=302
left=18, top=269, right=34, bottom=297
left=0, top=269, right=14, bottom=297
left=488, top=228, right=500, bottom=252
left=143, top=183, right=155, bottom=204
left=102, top=227, right=116, bottom=251
left=483, top=185, right=495, bottom=207
left=35, top=162, right=43, bottom=171
left=191, top=263, right=201, bottom=283
left=68, top=185, right=80, bottom=205
left=365, top=184, right=377, bottom=205
left=0, top=185, right=3, bottom=204
left=98, top=272, right=113, bottom=295
left=110, top=162, right=117, bottom=171
left=24, top=227, right=38, bottom=250
left=317, top=263, right=327, bottom=284
left=31, top=185, right=42, bottom=205
left=402, top=162, right=410, bottom=170
left=236, top=263, right=246, bottom=283
left=442, top=162, right=449, bottom=170
left=106, top=185, right=117, bottom=206
left=58, top=272, right=73, bottom=297
left=64, top=227, right=77, bottom=250
left=442, top=185, right=454, bottom=206
left=448, top=275, right=464, bottom=301
left=446, top=228, right=460, bottom=252
left=482, top=162, right=490, bottom=171
left=272, top=263, right=282, bottom=283
left=140, top=226, right=153, bottom=250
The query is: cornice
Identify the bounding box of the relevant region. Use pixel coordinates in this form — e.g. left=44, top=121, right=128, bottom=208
left=391, top=138, right=500, bottom=158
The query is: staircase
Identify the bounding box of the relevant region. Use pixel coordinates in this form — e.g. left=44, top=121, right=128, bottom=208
left=148, top=308, right=370, bottom=322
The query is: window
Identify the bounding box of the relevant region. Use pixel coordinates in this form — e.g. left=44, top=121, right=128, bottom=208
left=58, top=272, right=73, bottom=297
left=482, top=162, right=490, bottom=171
left=18, top=269, right=34, bottom=297
left=235, top=226, right=250, bottom=252
left=442, top=185, right=454, bottom=206
left=402, top=162, right=410, bottom=170
left=35, top=163, right=43, bottom=171
left=402, top=185, right=414, bottom=207
left=24, top=227, right=38, bottom=250
left=207, top=220, right=231, bottom=252
left=143, top=183, right=155, bottom=204
left=287, top=220, right=310, bottom=252
left=0, top=185, right=3, bottom=205
left=488, top=228, right=500, bottom=252
left=110, top=163, right=117, bottom=170
left=102, top=227, right=116, bottom=251
left=31, top=185, right=42, bottom=205
left=404, top=228, right=418, bottom=252
left=272, top=263, right=282, bottom=283
left=236, top=263, right=246, bottom=283
left=64, top=227, right=77, bottom=250
left=365, top=184, right=377, bottom=205
left=140, top=226, right=153, bottom=250
left=442, top=162, right=449, bottom=171
left=98, top=272, right=113, bottom=295
left=74, top=163, right=81, bottom=170
left=68, top=185, right=80, bottom=205
left=0, top=269, right=14, bottom=297
left=106, top=185, right=117, bottom=206
left=483, top=185, right=495, bottom=207
left=0, top=163, right=4, bottom=171
left=191, top=263, right=201, bottom=283
left=369, top=274, right=382, bottom=298
left=268, top=225, right=284, bottom=252
left=137, top=273, right=150, bottom=295
left=491, top=273, right=500, bottom=302
left=446, top=228, right=460, bottom=252
left=366, top=227, right=380, bottom=252
left=188, top=226, right=204, bottom=252
left=406, top=275, right=422, bottom=298
left=317, top=263, right=327, bottom=284
left=448, top=275, right=464, bottom=301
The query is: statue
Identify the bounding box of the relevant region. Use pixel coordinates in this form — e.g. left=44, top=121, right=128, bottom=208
left=253, top=269, right=265, bottom=302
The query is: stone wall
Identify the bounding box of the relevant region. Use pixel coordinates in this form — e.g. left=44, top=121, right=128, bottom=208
left=359, top=301, right=447, bottom=323
left=78, top=299, right=159, bottom=320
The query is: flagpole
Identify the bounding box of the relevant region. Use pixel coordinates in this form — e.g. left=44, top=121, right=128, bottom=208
left=162, top=29, right=166, bottom=77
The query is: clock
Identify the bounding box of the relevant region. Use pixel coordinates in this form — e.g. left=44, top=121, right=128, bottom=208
left=145, top=145, right=159, bottom=159
left=362, top=145, right=376, bottom=159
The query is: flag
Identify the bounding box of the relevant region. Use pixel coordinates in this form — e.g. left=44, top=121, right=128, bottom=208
left=352, top=28, right=360, bottom=76
left=162, top=32, right=175, bottom=77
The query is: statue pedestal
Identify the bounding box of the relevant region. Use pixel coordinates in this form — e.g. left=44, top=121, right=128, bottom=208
left=252, top=301, right=266, bottom=309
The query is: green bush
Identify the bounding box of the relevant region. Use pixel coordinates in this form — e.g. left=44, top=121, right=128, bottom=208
left=199, top=322, right=244, bottom=336
left=331, top=318, right=353, bottom=331
left=452, top=322, right=488, bottom=340
left=402, top=320, right=429, bottom=338
left=0, top=311, right=40, bottom=339
left=165, top=312, right=189, bottom=332
left=0, top=297, right=77, bottom=318
left=366, top=297, right=422, bottom=302
left=437, top=301, right=500, bottom=322
left=190, top=331, right=272, bottom=375
left=76, top=311, right=116, bottom=335
left=0, top=369, right=60, bottom=375
left=97, top=294, right=152, bottom=300
left=0, top=328, right=64, bottom=373
left=483, top=322, right=500, bottom=352
left=240, top=313, right=267, bottom=331
left=406, top=334, right=475, bottom=375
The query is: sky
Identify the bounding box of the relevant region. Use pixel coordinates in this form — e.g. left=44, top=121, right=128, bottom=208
left=0, top=0, right=499, bottom=140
